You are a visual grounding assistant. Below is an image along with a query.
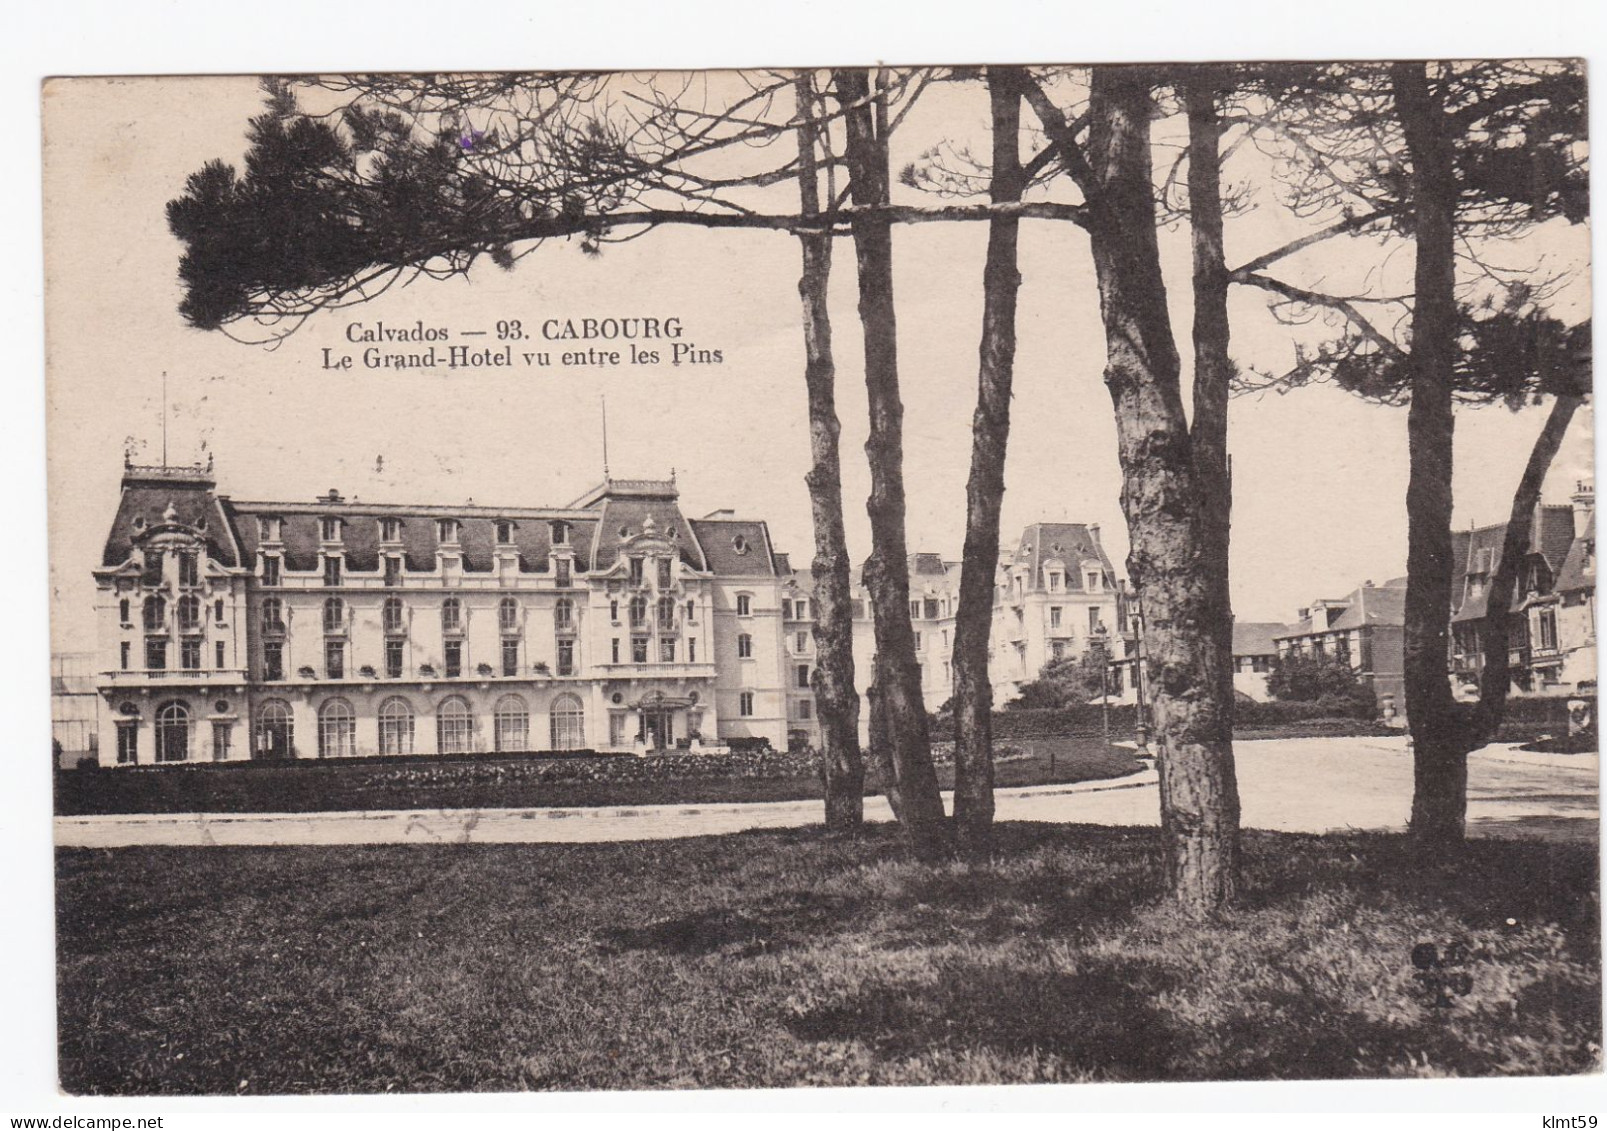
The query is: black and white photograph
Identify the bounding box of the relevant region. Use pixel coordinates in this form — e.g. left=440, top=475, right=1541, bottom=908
left=26, top=34, right=1601, bottom=1109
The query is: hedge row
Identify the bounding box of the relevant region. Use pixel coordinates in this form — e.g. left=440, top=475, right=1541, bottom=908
left=933, top=698, right=1381, bottom=740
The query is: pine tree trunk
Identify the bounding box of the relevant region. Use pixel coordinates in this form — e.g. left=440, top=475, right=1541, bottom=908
left=952, top=67, right=1026, bottom=852
left=1393, top=62, right=1469, bottom=851
left=1184, top=69, right=1240, bottom=752
left=833, top=68, right=948, bottom=856
left=1085, top=67, right=1239, bottom=914
left=793, top=73, right=865, bottom=829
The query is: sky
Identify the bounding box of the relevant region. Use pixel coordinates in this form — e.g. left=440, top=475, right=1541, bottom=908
left=42, top=72, right=1594, bottom=649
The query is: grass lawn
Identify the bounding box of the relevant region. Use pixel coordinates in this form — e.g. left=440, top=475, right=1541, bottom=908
left=55, top=736, right=1142, bottom=816
left=57, top=823, right=1599, bottom=1094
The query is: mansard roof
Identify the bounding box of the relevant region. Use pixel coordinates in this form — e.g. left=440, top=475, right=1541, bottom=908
left=589, top=494, right=707, bottom=573
left=690, top=515, right=779, bottom=577
left=227, top=499, right=599, bottom=575
left=100, top=464, right=241, bottom=569
left=106, top=468, right=809, bottom=579
left=1010, top=523, right=1115, bottom=590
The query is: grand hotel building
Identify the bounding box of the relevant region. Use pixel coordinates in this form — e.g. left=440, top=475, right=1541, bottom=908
left=91, top=459, right=1124, bottom=766
left=93, top=460, right=805, bottom=765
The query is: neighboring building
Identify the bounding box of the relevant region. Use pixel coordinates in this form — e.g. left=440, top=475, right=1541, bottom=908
left=91, top=460, right=804, bottom=766
left=1549, top=483, right=1596, bottom=693
left=1449, top=492, right=1595, bottom=698
left=1274, top=578, right=1408, bottom=711
left=779, top=521, right=1123, bottom=743
left=1448, top=503, right=1576, bottom=697
left=52, top=652, right=100, bottom=768
left=989, top=524, right=1122, bottom=705
left=1230, top=622, right=1288, bottom=702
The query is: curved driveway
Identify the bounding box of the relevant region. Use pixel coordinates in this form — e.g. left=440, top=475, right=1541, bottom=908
left=55, top=736, right=1598, bottom=848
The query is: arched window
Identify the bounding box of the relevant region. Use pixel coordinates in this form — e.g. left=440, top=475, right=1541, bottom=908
left=657, top=595, right=676, bottom=631
left=154, top=700, right=191, bottom=763
left=499, top=597, right=520, bottom=633
left=494, top=694, right=529, bottom=752
left=142, top=595, right=166, bottom=632
left=553, top=597, right=573, bottom=629
left=317, top=698, right=356, bottom=759
left=261, top=598, right=285, bottom=633
left=628, top=595, right=648, bottom=628
left=441, top=597, right=463, bottom=634
left=323, top=597, right=345, bottom=633
left=378, top=696, right=415, bottom=756
left=549, top=693, right=586, bottom=751
left=436, top=695, right=474, bottom=754
left=177, top=595, right=201, bottom=631
left=255, top=699, right=293, bottom=759
left=382, top=596, right=406, bottom=634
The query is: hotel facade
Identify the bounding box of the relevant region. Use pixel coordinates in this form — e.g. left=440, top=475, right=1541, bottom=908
left=92, top=461, right=806, bottom=766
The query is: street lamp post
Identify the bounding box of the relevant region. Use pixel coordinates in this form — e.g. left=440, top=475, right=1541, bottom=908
left=1091, top=622, right=1111, bottom=750
left=1132, top=603, right=1150, bottom=754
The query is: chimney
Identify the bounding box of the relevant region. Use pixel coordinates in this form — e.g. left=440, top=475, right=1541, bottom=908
left=319, top=488, right=344, bottom=504
left=1088, top=522, right=1101, bottom=546
left=1572, top=480, right=1595, bottom=540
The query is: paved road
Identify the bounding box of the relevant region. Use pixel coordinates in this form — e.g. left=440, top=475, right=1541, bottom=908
left=55, top=736, right=1598, bottom=848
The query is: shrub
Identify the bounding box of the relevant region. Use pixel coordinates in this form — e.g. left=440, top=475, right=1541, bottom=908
left=1267, top=652, right=1375, bottom=714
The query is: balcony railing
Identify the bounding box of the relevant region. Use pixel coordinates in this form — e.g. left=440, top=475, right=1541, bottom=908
left=100, top=668, right=249, bottom=685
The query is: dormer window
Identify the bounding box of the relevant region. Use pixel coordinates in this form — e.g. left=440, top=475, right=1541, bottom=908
left=732, top=534, right=749, bottom=555
left=323, top=556, right=342, bottom=587
left=1086, top=571, right=1101, bottom=592
left=550, top=520, right=569, bottom=546
left=380, top=518, right=402, bottom=542
left=384, top=557, right=402, bottom=587
left=259, top=516, right=282, bottom=542
left=179, top=552, right=200, bottom=587
left=495, top=520, right=514, bottom=545
left=555, top=559, right=571, bottom=588
left=629, top=557, right=644, bottom=586
left=320, top=516, right=343, bottom=542
left=657, top=558, right=672, bottom=589
left=261, top=555, right=280, bottom=587
left=1047, top=571, right=1063, bottom=592
left=437, top=519, right=460, bottom=545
